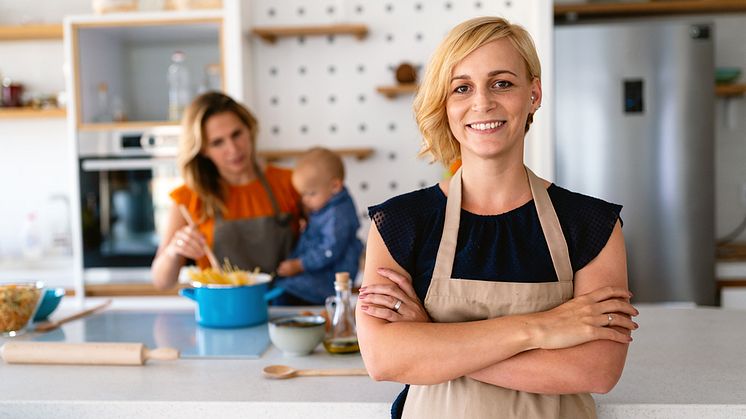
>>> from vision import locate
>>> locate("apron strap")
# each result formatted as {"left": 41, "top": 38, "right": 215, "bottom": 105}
{"left": 431, "top": 166, "right": 573, "bottom": 283}
{"left": 431, "top": 167, "right": 463, "bottom": 279}
{"left": 526, "top": 167, "right": 573, "bottom": 283}
{"left": 253, "top": 161, "right": 284, "bottom": 218}
{"left": 214, "top": 162, "right": 285, "bottom": 221}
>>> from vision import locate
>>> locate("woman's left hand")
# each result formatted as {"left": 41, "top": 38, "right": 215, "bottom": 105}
{"left": 359, "top": 268, "right": 431, "bottom": 322}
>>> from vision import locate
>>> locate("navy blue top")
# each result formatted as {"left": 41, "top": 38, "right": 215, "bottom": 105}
{"left": 276, "top": 186, "right": 363, "bottom": 304}
{"left": 369, "top": 183, "right": 622, "bottom": 302}
{"left": 368, "top": 183, "right": 622, "bottom": 418}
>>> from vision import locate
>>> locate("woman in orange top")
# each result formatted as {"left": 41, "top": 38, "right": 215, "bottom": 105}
{"left": 152, "top": 92, "right": 301, "bottom": 290}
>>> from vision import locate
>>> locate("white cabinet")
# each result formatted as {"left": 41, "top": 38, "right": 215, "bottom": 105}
{"left": 67, "top": 11, "right": 225, "bottom": 131}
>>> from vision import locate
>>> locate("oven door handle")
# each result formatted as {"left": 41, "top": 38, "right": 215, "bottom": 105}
{"left": 81, "top": 158, "right": 176, "bottom": 172}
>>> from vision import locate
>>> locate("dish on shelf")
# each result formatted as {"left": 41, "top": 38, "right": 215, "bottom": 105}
{"left": 716, "top": 67, "right": 742, "bottom": 84}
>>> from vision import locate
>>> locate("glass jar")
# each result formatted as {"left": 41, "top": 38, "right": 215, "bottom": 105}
{"left": 323, "top": 272, "right": 359, "bottom": 354}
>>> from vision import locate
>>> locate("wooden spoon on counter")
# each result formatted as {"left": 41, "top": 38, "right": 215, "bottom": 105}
{"left": 177, "top": 204, "right": 222, "bottom": 272}
{"left": 34, "top": 299, "right": 112, "bottom": 333}
{"left": 262, "top": 364, "right": 368, "bottom": 379}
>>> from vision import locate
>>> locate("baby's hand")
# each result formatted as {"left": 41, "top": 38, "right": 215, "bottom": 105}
{"left": 277, "top": 259, "right": 303, "bottom": 277}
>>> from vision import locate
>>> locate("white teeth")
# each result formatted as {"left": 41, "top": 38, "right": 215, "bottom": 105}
{"left": 469, "top": 121, "right": 502, "bottom": 131}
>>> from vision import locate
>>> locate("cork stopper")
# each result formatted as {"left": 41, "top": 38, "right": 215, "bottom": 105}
{"left": 335, "top": 272, "right": 350, "bottom": 290}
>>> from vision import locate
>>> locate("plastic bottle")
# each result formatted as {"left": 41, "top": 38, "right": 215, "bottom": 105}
{"left": 21, "top": 212, "right": 44, "bottom": 261}
{"left": 168, "top": 50, "right": 191, "bottom": 121}
{"left": 323, "top": 272, "right": 360, "bottom": 354}
{"left": 94, "top": 82, "right": 112, "bottom": 122}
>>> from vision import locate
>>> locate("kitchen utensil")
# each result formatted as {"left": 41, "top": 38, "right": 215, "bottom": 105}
{"left": 34, "top": 299, "right": 111, "bottom": 333}
{"left": 262, "top": 364, "right": 368, "bottom": 379}
{"left": 268, "top": 315, "right": 326, "bottom": 356}
{"left": 0, "top": 342, "right": 179, "bottom": 365}
{"left": 33, "top": 288, "right": 66, "bottom": 322}
{"left": 179, "top": 276, "right": 282, "bottom": 328}
{"left": 0, "top": 282, "right": 44, "bottom": 336}
{"left": 177, "top": 204, "right": 221, "bottom": 271}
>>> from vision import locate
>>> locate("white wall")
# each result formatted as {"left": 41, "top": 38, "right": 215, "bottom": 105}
{"left": 0, "top": 0, "right": 90, "bottom": 283}
{"left": 713, "top": 15, "right": 746, "bottom": 243}
{"left": 247, "top": 0, "right": 553, "bottom": 240}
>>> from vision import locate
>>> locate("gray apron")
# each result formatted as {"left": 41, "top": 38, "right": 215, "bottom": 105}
{"left": 212, "top": 165, "right": 295, "bottom": 274}
{"left": 401, "top": 167, "right": 596, "bottom": 419}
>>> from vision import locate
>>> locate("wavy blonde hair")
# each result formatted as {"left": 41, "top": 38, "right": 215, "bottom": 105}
{"left": 414, "top": 16, "right": 542, "bottom": 165}
{"left": 177, "top": 92, "right": 259, "bottom": 219}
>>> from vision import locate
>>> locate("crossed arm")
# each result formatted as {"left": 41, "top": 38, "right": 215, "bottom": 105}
{"left": 355, "top": 220, "right": 636, "bottom": 393}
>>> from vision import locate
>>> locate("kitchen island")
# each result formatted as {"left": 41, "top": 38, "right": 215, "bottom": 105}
{"left": 1, "top": 303, "right": 746, "bottom": 419}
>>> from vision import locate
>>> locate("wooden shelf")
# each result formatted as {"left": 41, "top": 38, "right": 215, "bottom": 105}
{"left": 717, "top": 243, "right": 746, "bottom": 261}
{"left": 0, "top": 23, "right": 63, "bottom": 41}
{"left": 0, "top": 107, "right": 66, "bottom": 119}
{"left": 376, "top": 83, "right": 418, "bottom": 99}
{"left": 257, "top": 147, "right": 374, "bottom": 162}
{"left": 78, "top": 120, "right": 180, "bottom": 131}
{"left": 555, "top": 1, "right": 746, "bottom": 20}
{"left": 716, "top": 84, "right": 746, "bottom": 97}
{"left": 85, "top": 283, "right": 185, "bottom": 297}
{"left": 251, "top": 23, "right": 368, "bottom": 43}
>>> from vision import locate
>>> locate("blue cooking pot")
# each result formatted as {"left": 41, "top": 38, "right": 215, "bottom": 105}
{"left": 179, "top": 274, "right": 283, "bottom": 328}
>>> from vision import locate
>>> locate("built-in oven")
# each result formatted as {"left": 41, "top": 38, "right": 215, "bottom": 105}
{"left": 78, "top": 127, "right": 181, "bottom": 276}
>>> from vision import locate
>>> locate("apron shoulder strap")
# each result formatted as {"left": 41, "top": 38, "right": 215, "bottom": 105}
{"left": 431, "top": 167, "right": 462, "bottom": 279}
{"left": 253, "top": 162, "right": 284, "bottom": 218}
{"left": 526, "top": 167, "right": 573, "bottom": 283}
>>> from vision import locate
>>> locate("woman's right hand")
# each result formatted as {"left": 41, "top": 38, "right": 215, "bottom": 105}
{"left": 528, "top": 286, "right": 638, "bottom": 349}
{"left": 166, "top": 225, "right": 207, "bottom": 261}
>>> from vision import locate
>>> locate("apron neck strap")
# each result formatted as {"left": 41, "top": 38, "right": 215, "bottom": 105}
{"left": 215, "top": 162, "right": 283, "bottom": 221}
{"left": 526, "top": 167, "right": 573, "bottom": 283}
{"left": 431, "top": 166, "right": 573, "bottom": 283}
{"left": 253, "top": 161, "right": 283, "bottom": 217}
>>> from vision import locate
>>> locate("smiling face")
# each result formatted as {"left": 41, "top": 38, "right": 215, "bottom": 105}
{"left": 201, "top": 111, "right": 254, "bottom": 184}
{"left": 446, "top": 38, "right": 541, "bottom": 164}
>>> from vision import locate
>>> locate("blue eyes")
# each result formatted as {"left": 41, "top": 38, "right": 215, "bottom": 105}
{"left": 452, "top": 80, "right": 513, "bottom": 94}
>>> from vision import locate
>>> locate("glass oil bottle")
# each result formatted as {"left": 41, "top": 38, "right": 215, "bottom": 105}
{"left": 323, "top": 272, "right": 360, "bottom": 354}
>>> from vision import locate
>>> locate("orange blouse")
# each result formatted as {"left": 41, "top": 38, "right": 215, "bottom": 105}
{"left": 170, "top": 165, "right": 301, "bottom": 269}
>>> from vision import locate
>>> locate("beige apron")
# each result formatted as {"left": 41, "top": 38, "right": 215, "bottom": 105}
{"left": 401, "top": 167, "right": 596, "bottom": 419}
{"left": 212, "top": 164, "right": 295, "bottom": 274}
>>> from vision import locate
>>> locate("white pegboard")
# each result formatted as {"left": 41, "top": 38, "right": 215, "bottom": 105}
{"left": 245, "top": 0, "right": 552, "bottom": 239}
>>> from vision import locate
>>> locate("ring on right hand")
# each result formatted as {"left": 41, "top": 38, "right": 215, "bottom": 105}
{"left": 176, "top": 239, "right": 184, "bottom": 247}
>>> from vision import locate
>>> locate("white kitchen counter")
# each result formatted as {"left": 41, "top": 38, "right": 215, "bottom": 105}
{"left": 2, "top": 304, "right": 746, "bottom": 419}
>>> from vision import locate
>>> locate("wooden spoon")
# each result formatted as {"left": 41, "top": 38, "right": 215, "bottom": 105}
{"left": 177, "top": 204, "right": 221, "bottom": 272}
{"left": 262, "top": 364, "right": 368, "bottom": 379}
{"left": 35, "top": 299, "right": 112, "bottom": 333}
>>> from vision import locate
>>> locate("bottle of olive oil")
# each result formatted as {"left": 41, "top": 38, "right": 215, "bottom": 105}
{"left": 323, "top": 272, "right": 360, "bottom": 354}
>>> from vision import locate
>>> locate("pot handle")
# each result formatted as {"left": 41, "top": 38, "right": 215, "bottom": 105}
{"left": 264, "top": 287, "right": 284, "bottom": 302}
{"left": 179, "top": 288, "right": 197, "bottom": 302}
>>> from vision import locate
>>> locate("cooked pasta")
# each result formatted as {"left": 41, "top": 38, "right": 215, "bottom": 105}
{"left": 187, "top": 260, "right": 262, "bottom": 286}
{"left": 0, "top": 284, "right": 42, "bottom": 333}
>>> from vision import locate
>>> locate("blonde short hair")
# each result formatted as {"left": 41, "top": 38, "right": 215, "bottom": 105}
{"left": 295, "top": 146, "right": 345, "bottom": 184}
{"left": 414, "top": 16, "right": 542, "bottom": 165}
{"left": 177, "top": 92, "right": 259, "bottom": 219}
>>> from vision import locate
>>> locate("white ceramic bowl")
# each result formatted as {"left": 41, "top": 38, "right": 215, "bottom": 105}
{"left": 268, "top": 315, "right": 326, "bottom": 356}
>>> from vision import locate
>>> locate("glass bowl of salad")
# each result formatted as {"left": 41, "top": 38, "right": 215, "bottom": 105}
{"left": 0, "top": 282, "right": 44, "bottom": 337}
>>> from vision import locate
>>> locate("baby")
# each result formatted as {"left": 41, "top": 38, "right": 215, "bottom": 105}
{"left": 274, "top": 147, "right": 364, "bottom": 305}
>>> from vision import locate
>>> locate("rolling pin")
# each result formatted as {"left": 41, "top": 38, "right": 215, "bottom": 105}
{"left": 0, "top": 342, "right": 179, "bottom": 366}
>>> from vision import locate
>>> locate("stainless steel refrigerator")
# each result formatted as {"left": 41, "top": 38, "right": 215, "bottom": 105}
{"left": 555, "top": 21, "right": 715, "bottom": 304}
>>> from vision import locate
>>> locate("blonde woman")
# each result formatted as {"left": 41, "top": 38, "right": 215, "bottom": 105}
{"left": 356, "top": 17, "right": 638, "bottom": 418}
{"left": 152, "top": 92, "right": 300, "bottom": 289}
